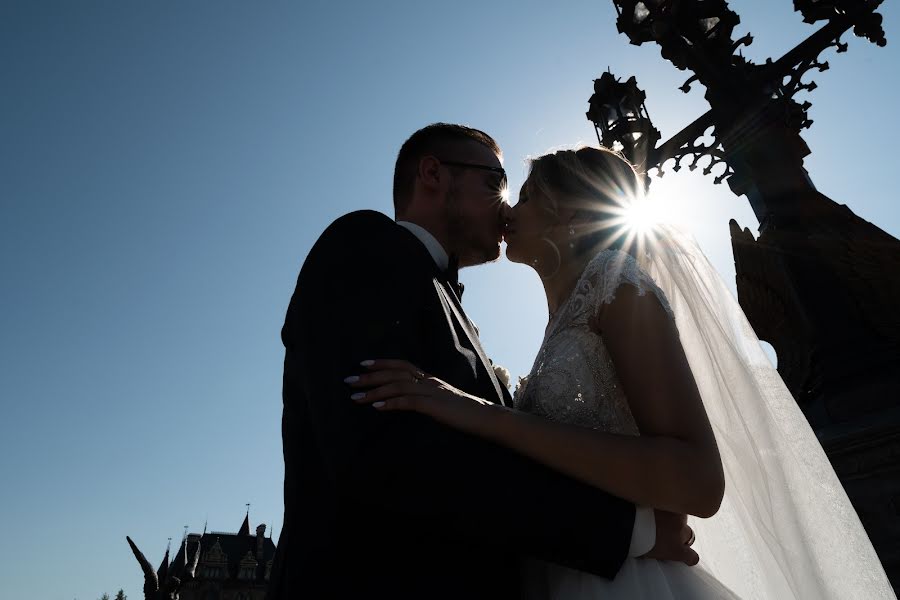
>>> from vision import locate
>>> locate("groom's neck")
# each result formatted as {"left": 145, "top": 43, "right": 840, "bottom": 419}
{"left": 395, "top": 214, "right": 451, "bottom": 252}
{"left": 395, "top": 214, "right": 453, "bottom": 267}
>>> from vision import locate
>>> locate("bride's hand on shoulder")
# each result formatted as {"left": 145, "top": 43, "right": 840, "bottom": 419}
{"left": 344, "top": 359, "right": 501, "bottom": 437}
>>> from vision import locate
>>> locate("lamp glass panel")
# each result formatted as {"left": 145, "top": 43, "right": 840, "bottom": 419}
{"left": 634, "top": 2, "right": 650, "bottom": 23}
{"left": 700, "top": 17, "right": 720, "bottom": 33}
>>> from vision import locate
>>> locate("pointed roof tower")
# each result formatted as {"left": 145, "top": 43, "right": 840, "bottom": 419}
{"left": 172, "top": 531, "right": 188, "bottom": 577}
{"left": 156, "top": 546, "right": 170, "bottom": 585}
{"left": 238, "top": 505, "right": 251, "bottom": 536}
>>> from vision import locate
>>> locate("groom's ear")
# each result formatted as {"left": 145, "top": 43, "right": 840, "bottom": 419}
{"left": 417, "top": 155, "right": 444, "bottom": 194}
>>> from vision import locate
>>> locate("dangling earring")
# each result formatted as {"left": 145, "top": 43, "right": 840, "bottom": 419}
{"left": 537, "top": 237, "right": 562, "bottom": 280}
{"left": 568, "top": 226, "right": 576, "bottom": 250}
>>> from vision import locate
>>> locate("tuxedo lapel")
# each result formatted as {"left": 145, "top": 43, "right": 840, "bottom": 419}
{"left": 433, "top": 279, "right": 507, "bottom": 407}
{"left": 392, "top": 221, "right": 508, "bottom": 407}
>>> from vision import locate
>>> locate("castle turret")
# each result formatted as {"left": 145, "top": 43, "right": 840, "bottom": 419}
{"left": 238, "top": 512, "right": 250, "bottom": 537}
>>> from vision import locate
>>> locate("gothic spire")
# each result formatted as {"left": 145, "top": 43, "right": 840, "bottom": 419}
{"left": 238, "top": 505, "right": 251, "bottom": 536}
{"left": 178, "top": 527, "right": 188, "bottom": 571}
{"left": 172, "top": 532, "right": 188, "bottom": 576}
{"left": 156, "top": 546, "right": 170, "bottom": 589}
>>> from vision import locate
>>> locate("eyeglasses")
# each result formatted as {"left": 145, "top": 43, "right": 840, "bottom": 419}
{"left": 439, "top": 159, "right": 508, "bottom": 190}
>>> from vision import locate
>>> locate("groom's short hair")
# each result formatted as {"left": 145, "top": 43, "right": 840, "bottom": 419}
{"left": 393, "top": 123, "right": 501, "bottom": 212}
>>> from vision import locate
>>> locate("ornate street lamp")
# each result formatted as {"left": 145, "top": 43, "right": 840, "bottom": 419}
{"left": 588, "top": 70, "right": 732, "bottom": 185}
{"left": 594, "top": 0, "right": 887, "bottom": 199}
{"left": 586, "top": 71, "right": 660, "bottom": 171}
{"left": 611, "top": 0, "right": 664, "bottom": 45}
{"left": 794, "top": 0, "right": 843, "bottom": 24}
{"left": 612, "top": 0, "right": 742, "bottom": 72}
{"left": 794, "top": 0, "right": 886, "bottom": 46}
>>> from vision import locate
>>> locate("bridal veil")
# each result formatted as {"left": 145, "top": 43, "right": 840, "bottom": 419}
{"left": 639, "top": 223, "right": 895, "bottom": 599}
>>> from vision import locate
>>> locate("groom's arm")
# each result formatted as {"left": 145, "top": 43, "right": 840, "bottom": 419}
{"left": 285, "top": 213, "right": 636, "bottom": 577}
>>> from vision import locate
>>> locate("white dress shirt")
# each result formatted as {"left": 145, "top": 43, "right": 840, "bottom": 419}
{"left": 396, "top": 219, "right": 656, "bottom": 558}
{"left": 397, "top": 220, "right": 449, "bottom": 271}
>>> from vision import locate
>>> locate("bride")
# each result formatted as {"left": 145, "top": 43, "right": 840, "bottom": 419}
{"left": 348, "top": 146, "right": 895, "bottom": 599}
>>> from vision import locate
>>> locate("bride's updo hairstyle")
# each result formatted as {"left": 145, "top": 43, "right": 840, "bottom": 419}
{"left": 527, "top": 146, "right": 644, "bottom": 257}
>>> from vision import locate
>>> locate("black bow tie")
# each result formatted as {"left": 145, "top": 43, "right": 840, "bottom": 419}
{"left": 444, "top": 254, "right": 464, "bottom": 300}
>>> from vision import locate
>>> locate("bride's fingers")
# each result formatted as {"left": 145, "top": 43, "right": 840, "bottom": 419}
{"left": 351, "top": 381, "right": 421, "bottom": 404}
{"left": 359, "top": 358, "right": 422, "bottom": 376}
{"left": 677, "top": 523, "right": 698, "bottom": 564}
{"left": 683, "top": 546, "right": 700, "bottom": 566}
{"left": 345, "top": 369, "right": 419, "bottom": 389}
{"left": 370, "top": 395, "right": 422, "bottom": 412}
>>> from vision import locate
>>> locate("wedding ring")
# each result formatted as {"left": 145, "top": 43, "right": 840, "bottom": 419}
{"left": 411, "top": 370, "right": 425, "bottom": 384}
{"left": 686, "top": 530, "right": 696, "bottom": 546}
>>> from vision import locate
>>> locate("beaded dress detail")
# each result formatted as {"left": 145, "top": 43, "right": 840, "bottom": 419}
{"left": 514, "top": 248, "right": 673, "bottom": 435}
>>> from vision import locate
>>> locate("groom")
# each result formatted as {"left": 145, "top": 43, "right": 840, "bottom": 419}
{"left": 266, "top": 123, "right": 697, "bottom": 599}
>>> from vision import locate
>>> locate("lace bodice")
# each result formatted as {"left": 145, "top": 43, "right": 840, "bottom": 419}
{"left": 514, "top": 249, "right": 674, "bottom": 434}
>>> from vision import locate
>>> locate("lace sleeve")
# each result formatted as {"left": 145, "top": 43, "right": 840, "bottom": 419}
{"left": 567, "top": 249, "right": 675, "bottom": 328}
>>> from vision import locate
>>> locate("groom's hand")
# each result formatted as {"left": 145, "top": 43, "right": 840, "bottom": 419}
{"left": 640, "top": 510, "right": 699, "bottom": 566}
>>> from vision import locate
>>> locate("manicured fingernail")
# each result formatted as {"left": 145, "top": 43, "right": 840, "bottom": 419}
{"left": 372, "top": 401, "right": 385, "bottom": 408}
{"left": 350, "top": 392, "right": 366, "bottom": 401}
{"left": 360, "top": 360, "right": 375, "bottom": 367}
{"left": 343, "top": 376, "right": 360, "bottom": 384}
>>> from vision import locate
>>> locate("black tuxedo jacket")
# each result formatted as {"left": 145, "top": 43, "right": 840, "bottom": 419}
{"left": 266, "top": 210, "right": 635, "bottom": 599}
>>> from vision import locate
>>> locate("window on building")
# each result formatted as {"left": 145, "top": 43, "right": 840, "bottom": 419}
{"left": 203, "top": 566, "right": 224, "bottom": 579}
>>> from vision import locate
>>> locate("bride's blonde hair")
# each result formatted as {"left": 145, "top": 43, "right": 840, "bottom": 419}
{"left": 527, "top": 145, "right": 644, "bottom": 255}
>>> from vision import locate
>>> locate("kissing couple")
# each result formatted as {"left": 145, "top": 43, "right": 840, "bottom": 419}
{"left": 266, "top": 123, "right": 894, "bottom": 599}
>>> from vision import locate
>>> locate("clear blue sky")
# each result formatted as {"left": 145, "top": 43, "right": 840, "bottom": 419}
{"left": 1, "top": 2, "right": 897, "bottom": 598}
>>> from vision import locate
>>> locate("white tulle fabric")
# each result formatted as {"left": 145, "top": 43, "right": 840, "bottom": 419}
{"left": 517, "top": 224, "right": 895, "bottom": 599}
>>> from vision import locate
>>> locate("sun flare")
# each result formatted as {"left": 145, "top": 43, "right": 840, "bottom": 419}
{"left": 585, "top": 188, "right": 669, "bottom": 258}
{"left": 623, "top": 196, "right": 659, "bottom": 235}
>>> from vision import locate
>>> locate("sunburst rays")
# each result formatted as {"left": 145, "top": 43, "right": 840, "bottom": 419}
{"left": 572, "top": 174, "right": 666, "bottom": 259}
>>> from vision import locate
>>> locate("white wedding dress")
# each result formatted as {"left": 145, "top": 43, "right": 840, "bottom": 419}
{"left": 513, "top": 226, "right": 895, "bottom": 599}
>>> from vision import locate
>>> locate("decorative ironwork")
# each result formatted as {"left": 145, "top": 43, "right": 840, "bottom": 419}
{"left": 587, "top": 77, "right": 734, "bottom": 185}
{"left": 656, "top": 125, "right": 733, "bottom": 185}
{"left": 612, "top": 0, "right": 742, "bottom": 81}
{"left": 794, "top": 0, "right": 886, "bottom": 47}
{"left": 590, "top": 0, "right": 887, "bottom": 188}
{"left": 612, "top": 0, "right": 740, "bottom": 52}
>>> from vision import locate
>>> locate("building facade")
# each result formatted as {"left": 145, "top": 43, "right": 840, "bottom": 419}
{"left": 169, "top": 514, "right": 276, "bottom": 600}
